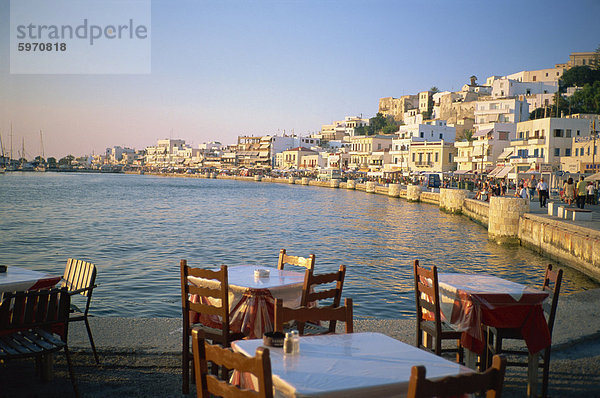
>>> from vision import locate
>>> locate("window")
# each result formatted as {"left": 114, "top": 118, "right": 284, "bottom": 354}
{"left": 566, "top": 129, "right": 571, "bottom": 138}
{"left": 565, "top": 148, "right": 571, "bottom": 156}
{"left": 378, "top": 144, "right": 381, "bottom": 150}
{"left": 588, "top": 147, "right": 591, "bottom": 156}
{"left": 554, "top": 148, "right": 560, "bottom": 157}
{"left": 435, "top": 153, "right": 439, "bottom": 162}
{"left": 412, "top": 153, "right": 415, "bottom": 162}
{"left": 420, "top": 132, "right": 424, "bottom": 138}
{"left": 577, "top": 130, "right": 581, "bottom": 136}
{"left": 498, "top": 132, "right": 509, "bottom": 140}
{"left": 439, "top": 133, "right": 443, "bottom": 139}
{"left": 534, "top": 148, "right": 539, "bottom": 157}
{"left": 449, "top": 153, "right": 452, "bottom": 162}
{"left": 553, "top": 129, "right": 564, "bottom": 137}
{"left": 533, "top": 76, "right": 537, "bottom": 81}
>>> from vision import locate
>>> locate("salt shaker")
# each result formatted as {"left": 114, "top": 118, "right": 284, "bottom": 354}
{"left": 283, "top": 332, "right": 294, "bottom": 354}
{"left": 291, "top": 330, "right": 300, "bottom": 354}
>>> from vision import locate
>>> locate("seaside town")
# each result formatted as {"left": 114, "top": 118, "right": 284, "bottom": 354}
{"left": 3, "top": 9, "right": 600, "bottom": 396}
{"left": 2, "top": 50, "right": 599, "bottom": 204}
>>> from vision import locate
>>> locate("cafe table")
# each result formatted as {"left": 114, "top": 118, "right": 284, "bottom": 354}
{"left": 188, "top": 265, "right": 305, "bottom": 339}
{"left": 232, "top": 332, "right": 472, "bottom": 398}
{"left": 0, "top": 266, "right": 61, "bottom": 296}
{"left": 437, "top": 273, "right": 550, "bottom": 397}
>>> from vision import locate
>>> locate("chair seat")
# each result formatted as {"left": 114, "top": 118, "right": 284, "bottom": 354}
{"left": 420, "top": 320, "right": 463, "bottom": 339}
{"left": 284, "top": 322, "right": 330, "bottom": 336}
{"left": 0, "top": 328, "right": 65, "bottom": 360}
{"left": 189, "top": 323, "right": 245, "bottom": 342}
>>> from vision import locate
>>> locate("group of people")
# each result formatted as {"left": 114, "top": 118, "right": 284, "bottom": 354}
{"left": 514, "top": 176, "right": 549, "bottom": 207}
{"left": 561, "top": 176, "right": 596, "bottom": 209}
{"left": 474, "top": 179, "right": 508, "bottom": 201}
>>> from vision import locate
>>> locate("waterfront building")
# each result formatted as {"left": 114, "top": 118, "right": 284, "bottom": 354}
{"left": 279, "top": 147, "right": 319, "bottom": 170}
{"left": 509, "top": 117, "right": 591, "bottom": 173}
{"left": 389, "top": 117, "right": 456, "bottom": 174}
{"left": 349, "top": 135, "right": 393, "bottom": 170}
{"left": 145, "top": 139, "right": 198, "bottom": 168}
{"left": 327, "top": 150, "right": 350, "bottom": 169}
{"left": 454, "top": 123, "right": 516, "bottom": 174}
{"left": 105, "top": 146, "right": 136, "bottom": 164}
{"left": 407, "top": 140, "right": 457, "bottom": 173}
{"left": 561, "top": 136, "right": 600, "bottom": 174}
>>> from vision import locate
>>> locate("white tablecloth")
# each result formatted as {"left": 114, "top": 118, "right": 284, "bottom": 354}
{"left": 0, "top": 267, "right": 57, "bottom": 294}
{"left": 232, "top": 332, "right": 471, "bottom": 398}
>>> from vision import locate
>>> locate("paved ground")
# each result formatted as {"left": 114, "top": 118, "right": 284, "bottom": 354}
{"left": 3, "top": 288, "right": 600, "bottom": 397}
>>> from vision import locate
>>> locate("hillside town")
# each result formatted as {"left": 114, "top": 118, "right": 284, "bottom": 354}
{"left": 2, "top": 50, "right": 599, "bottom": 189}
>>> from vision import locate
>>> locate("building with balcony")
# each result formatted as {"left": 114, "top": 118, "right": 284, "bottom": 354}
{"left": 474, "top": 98, "right": 529, "bottom": 125}
{"left": 279, "top": 147, "right": 319, "bottom": 170}
{"left": 454, "top": 123, "right": 516, "bottom": 174}
{"left": 408, "top": 141, "right": 457, "bottom": 173}
{"left": 509, "top": 117, "right": 591, "bottom": 173}
{"left": 490, "top": 78, "right": 557, "bottom": 99}
{"left": 561, "top": 135, "right": 600, "bottom": 174}
{"left": 349, "top": 135, "right": 393, "bottom": 170}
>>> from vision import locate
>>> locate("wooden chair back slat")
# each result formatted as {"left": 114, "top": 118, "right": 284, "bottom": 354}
{"left": 407, "top": 355, "right": 506, "bottom": 398}
{"left": 188, "top": 285, "right": 226, "bottom": 300}
{"left": 192, "top": 328, "right": 273, "bottom": 398}
{"left": 0, "top": 288, "right": 70, "bottom": 334}
{"left": 61, "top": 258, "right": 97, "bottom": 297}
{"left": 301, "top": 265, "right": 346, "bottom": 308}
{"left": 277, "top": 249, "right": 316, "bottom": 271}
{"left": 541, "top": 264, "right": 563, "bottom": 335}
{"left": 274, "top": 297, "right": 353, "bottom": 335}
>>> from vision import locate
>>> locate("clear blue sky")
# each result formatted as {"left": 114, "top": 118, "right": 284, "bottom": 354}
{"left": 1, "top": 0, "right": 598, "bottom": 158}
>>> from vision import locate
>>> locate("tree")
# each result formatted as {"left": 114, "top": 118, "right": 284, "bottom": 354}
{"left": 568, "top": 81, "right": 600, "bottom": 114}
{"left": 462, "top": 129, "right": 474, "bottom": 142}
{"left": 592, "top": 45, "right": 600, "bottom": 70}
{"left": 430, "top": 86, "right": 440, "bottom": 94}
{"left": 34, "top": 155, "right": 45, "bottom": 163}
{"left": 529, "top": 94, "right": 570, "bottom": 119}
{"left": 559, "top": 66, "right": 600, "bottom": 92}
{"left": 354, "top": 113, "right": 399, "bottom": 136}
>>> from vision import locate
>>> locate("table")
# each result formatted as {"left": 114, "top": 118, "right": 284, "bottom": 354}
{"left": 0, "top": 266, "right": 61, "bottom": 295}
{"left": 232, "top": 332, "right": 472, "bottom": 398}
{"left": 188, "top": 265, "right": 305, "bottom": 338}
{"left": 438, "top": 273, "right": 549, "bottom": 397}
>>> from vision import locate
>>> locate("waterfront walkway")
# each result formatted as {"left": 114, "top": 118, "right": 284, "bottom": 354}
{"left": 3, "top": 287, "right": 600, "bottom": 397}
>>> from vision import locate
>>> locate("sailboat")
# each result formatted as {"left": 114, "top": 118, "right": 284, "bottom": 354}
{"left": 19, "top": 137, "right": 34, "bottom": 171}
{"left": 35, "top": 130, "right": 46, "bottom": 172}
{"left": 0, "top": 131, "right": 6, "bottom": 174}
{"left": 5, "top": 124, "right": 17, "bottom": 171}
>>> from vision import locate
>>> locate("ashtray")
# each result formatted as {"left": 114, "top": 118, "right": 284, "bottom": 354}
{"left": 263, "top": 331, "right": 285, "bottom": 347}
{"left": 254, "top": 268, "right": 270, "bottom": 278}
{"left": 0, "top": 265, "right": 6, "bottom": 273}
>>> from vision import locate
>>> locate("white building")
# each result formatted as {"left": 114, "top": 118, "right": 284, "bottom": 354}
{"left": 105, "top": 146, "right": 136, "bottom": 164}
{"left": 509, "top": 117, "right": 591, "bottom": 173}
{"left": 454, "top": 123, "right": 516, "bottom": 173}
{"left": 474, "top": 98, "right": 529, "bottom": 125}
{"left": 490, "top": 78, "right": 557, "bottom": 99}
{"left": 506, "top": 67, "right": 565, "bottom": 84}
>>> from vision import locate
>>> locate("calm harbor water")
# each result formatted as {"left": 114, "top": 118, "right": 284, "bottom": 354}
{"left": 0, "top": 172, "right": 598, "bottom": 319}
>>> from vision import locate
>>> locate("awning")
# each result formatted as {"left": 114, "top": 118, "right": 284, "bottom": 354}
{"left": 584, "top": 172, "right": 600, "bottom": 182}
{"left": 471, "top": 146, "right": 484, "bottom": 157}
{"left": 496, "top": 166, "right": 514, "bottom": 178}
{"left": 487, "top": 166, "right": 504, "bottom": 177}
{"left": 498, "top": 148, "right": 513, "bottom": 160}
{"left": 473, "top": 128, "right": 493, "bottom": 138}
{"left": 453, "top": 169, "right": 471, "bottom": 175}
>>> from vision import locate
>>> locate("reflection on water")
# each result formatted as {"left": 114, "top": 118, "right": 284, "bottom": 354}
{"left": 0, "top": 173, "right": 597, "bottom": 319}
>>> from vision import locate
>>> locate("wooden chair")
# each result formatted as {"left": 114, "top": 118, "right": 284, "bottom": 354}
{"left": 277, "top": 249, "right": 315, "bottom": 271}
{"left": 298, "top": 265, "right": 346, "bottom": 334}
{"left": 414, "top": 260, "right": 463, "bottom": 362}
{"left": 180, "top": 260, "right": 245, "bottom": 395}
{"left": 486, "top": 264, "right": 563, "bottom": 398}
{"left": 60, "top": 258, "right": 99, "bottom": 364}
{"left": 274, "top": 297, "right": 353, "bottom": 335}
{"left": 192, "top": 328, "right": 273, "bottom": 398}
{"left": 0, "top": 288, "right": 79, "bottom": 397}
{"left": 407, "top": 354, "right": 507, "bottom": 398}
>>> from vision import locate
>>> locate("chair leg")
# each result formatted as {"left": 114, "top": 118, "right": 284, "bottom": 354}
{"left": 182, "top": 334, "right": 190, "bottom": 395}
{"left": 542, "top": 349, "right": 551, "bottom": 398}
{"left": 64, "top": 345, "right": 80, "bottom": 398}
{"left": 84, "top": 317, "right": 100, "bottom": 364}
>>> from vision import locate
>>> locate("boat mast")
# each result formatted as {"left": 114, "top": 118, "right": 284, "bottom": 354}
{"left": 40, "top": 130, "right": 44, "bottom": 161}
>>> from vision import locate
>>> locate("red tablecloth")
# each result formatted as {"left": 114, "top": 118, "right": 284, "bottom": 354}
{"left": 439, "top": 273, "right": 550, "bottom": 355}
{"left": 189, "top": 266, "right": 304, "bottom": 339}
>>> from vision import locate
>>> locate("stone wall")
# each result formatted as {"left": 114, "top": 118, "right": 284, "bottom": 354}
{"left": 519, "top": 214, "right": 600, "bottom": 279}
{"left": 420, "top": 191, "right": 440, "bottom": 205}
{"left": 462, "top": 198, "right": 489, "bottom": 227}
{"left": 488, "top": 197, "right": 529, "bottom": 244}
{"left": 439, "top": 188, "right": 468, "bottom": 214}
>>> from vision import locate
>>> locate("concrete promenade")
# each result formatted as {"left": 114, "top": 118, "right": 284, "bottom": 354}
{"left": 3, "top": 287, "right": 600, "bottom": 397}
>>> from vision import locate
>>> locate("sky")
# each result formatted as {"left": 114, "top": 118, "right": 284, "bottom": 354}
{"left": 1, "top": 0, "right": 599, "bottom": 159}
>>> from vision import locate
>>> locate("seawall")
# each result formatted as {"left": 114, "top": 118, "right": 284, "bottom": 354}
{"left": 133, "top": 172, "right": 600, "bottom": 280}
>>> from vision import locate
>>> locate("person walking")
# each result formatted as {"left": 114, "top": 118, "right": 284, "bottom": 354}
{"left": 564, "top": 178, "right": 575, "bottom": 206}
{"left": 528, "top": 176, "right": 537, "bottom": 201}
{"left": 576, "top": 176, "right": 587, "bottom": 209}
{"left": 536, "top": 177, "right": 549, "bottom": 208}
{"left": 587, "top": 182, "right": 595, "bottom": 205}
